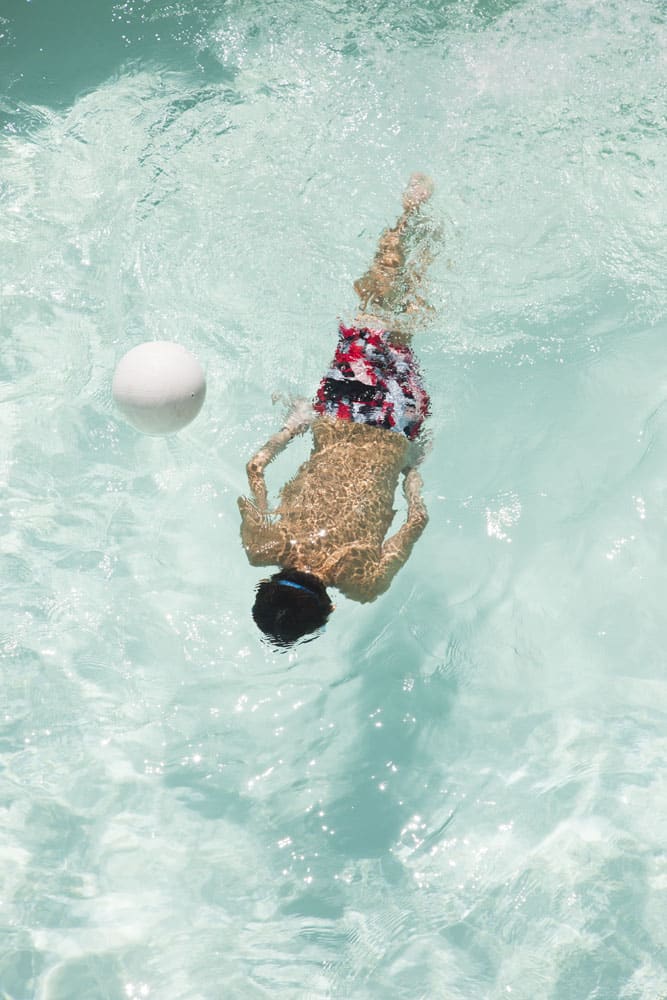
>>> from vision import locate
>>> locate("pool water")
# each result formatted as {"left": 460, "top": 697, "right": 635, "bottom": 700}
{"left": 1, "top": 0, "right": 666, "bottom": 997}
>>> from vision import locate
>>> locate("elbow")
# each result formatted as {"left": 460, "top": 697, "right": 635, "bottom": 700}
{"left": 412, "top": 505, "right": 429, "bottom": 533}
{"left": 246, "top": 456, "right": 263, "bottom": 479}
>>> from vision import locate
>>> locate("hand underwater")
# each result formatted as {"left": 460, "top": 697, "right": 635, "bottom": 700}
{"left": 282, "top": 397, "right": 315, "bottom": 436}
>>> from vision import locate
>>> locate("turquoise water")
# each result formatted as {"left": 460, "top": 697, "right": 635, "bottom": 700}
{"left": 1, "top": 0, "right": 666, "bottom": 996}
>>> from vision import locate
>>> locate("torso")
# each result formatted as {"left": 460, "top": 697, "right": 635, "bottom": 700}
{"left": 274, "top": 417, "right": 409, "bottom": 593}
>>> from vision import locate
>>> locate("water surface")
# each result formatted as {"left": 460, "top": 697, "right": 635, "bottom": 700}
{"left": 1, "top": 0, "right": 666, "bottom": 997}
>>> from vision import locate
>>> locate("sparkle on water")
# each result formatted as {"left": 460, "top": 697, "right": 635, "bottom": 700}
{"left": 1, "top": 0, "right": 665, "bottom": 997}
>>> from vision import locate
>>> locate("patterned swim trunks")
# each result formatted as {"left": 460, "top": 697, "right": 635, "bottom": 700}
{"left": 313, "top": 323, "right": 430, "bottom": 440}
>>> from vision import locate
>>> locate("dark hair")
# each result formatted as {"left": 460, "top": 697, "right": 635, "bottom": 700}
{"left": 252, "top": 569, "right": 333, "bottom": 647}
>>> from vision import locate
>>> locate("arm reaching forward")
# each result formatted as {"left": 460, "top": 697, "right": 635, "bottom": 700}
{"left": 376, "top": 467, "right": 428, "bottom": 589}
{"left": 244, "top": 425, "right": 293, "bottom": 512}
{"left": 352, "top": 467, "right": 428, "bottom": 600}
{"left": 237, "top": 401, "right": 313, "bottom": 565}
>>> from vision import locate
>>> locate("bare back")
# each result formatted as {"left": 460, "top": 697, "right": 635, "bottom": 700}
{"left": 239, "top": 416, "right": 427, "bottom": 602}
{"left": 277, "top": 418, "right": 408, "bottom": 592}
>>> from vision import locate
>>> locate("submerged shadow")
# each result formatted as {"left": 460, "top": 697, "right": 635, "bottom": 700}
{"left": 306, "top": 588, "right": 462, "bottom": 862}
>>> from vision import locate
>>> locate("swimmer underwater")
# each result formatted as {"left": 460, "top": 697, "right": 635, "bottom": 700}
{"left": 238, "top": 174, "right": 438, "bottom": 646}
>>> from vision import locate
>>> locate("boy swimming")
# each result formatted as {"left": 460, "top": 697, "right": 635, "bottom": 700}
{"left": 238, "top": 174, "right": 436, "bottom": 645}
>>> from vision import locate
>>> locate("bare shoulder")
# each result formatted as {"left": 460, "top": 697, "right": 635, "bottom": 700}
{"left": 329, "top": 555, "right": 383, "bottom": 604}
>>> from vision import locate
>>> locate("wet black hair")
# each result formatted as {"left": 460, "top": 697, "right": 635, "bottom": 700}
{"left": 252, "top": 569, "right": 333, "bottom": 648}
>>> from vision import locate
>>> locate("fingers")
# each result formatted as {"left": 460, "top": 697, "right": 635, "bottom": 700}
{"left": 283, "top": 397, "right": 314, "bottom": 436}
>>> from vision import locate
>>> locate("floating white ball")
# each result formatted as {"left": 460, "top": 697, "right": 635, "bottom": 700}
{"left": 112, "top": 341, "right": 206, "bottom": 435}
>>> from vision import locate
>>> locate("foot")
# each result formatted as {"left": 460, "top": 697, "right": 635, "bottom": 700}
{"left": 402, "top": 172, "right": 434, "bottom": 213}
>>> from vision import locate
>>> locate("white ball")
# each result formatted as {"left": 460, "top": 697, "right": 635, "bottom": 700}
{"left": 112, "top": 341, "right": 206, "bottom": 435}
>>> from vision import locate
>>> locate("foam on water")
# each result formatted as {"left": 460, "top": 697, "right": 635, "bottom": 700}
{"left": 1, "top": 0, "right": 666, "bottom": 997}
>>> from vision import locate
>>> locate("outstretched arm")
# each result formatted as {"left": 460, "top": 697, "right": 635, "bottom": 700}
{"left": 367, "top": 467, "right": 429, "bottom": 597}
{"left": 243, "top": 398, "right": 314, "bottom": 511}
{"left": 244, "top": 425, "right": 293, "bottom": 512}
{"left": 238, "top": 400, "right": 313, "bottom": 565}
